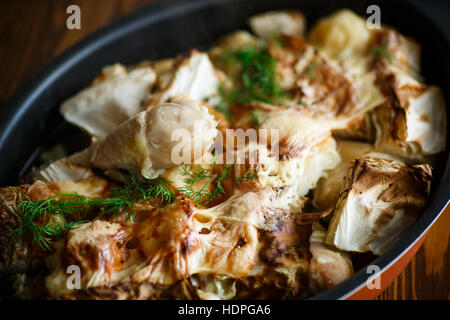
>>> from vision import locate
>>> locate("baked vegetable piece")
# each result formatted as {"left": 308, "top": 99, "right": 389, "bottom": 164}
{"left": 149, "top": 50, "right": 221, "bottom": 105}
{"left": 326, "top": 154, "right": 432, "bottom": 255}
{"left": 308, "top": 223, "right": 353, "bottom": 294}
{"left": 313, "top": 140, "right": 372, "bottom": 210}
{"left": 69, "top": 100, "right": 218, "bottom": 179}
{"left": 371, "top": 72, "right": 446, "bottom": 160}
{"left": 308, "top": 9, "right": 447, "bottom": 155}
{"left": 248, "top": 10, "right": 305, "bottom": 39}
{"left": 44, "top": 188, "right": 311, "bottom": 298}
{"left": 60, "top": 63, "right": 156, "bottom": 140}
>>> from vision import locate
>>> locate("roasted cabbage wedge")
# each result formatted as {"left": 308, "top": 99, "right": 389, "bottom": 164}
{"left": 326, "top": 154, "right": 432, "bottom": 255}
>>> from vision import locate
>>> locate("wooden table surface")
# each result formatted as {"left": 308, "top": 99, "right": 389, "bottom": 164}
{"left": 0, "top": 0, "right": 448, "bottom": 300}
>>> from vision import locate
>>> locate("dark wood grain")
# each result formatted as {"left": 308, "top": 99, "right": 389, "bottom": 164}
{"left": 0, "top": 0, "right": 448, "bottom": 300}
{"left": 0, "top": 0, "right": 151, "bottom": 104}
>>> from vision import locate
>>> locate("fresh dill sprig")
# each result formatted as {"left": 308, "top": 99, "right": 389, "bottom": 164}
{"left": 109, "top": 175, "right": 176, "bottom": 209}
{"left": 250, "top": 110, "right": 266, "bottom": 128}
{"left": 216, "top": 45, "right": 283, "bottom": 115}
{"left": 214, "top": 85, "right": 233, "bottom": 123}
{"left": 141, "top": 177, "right": 177, "bottom": 207}
{"left": 209, "top": 164, "right": 233, "bottom": 202}
{"left": 180, "top": 158, "right": 232, "bottom": 206}
{"left": 232, "top": 46, "right": 283, "bottom": 103}
{"left": 372, "top": 46, "right": 393, "bottom": 63}
{"left": 235, "top": 167, "right": 258, "bottom": 184}
{"left": 9, "top": 193, "right": 123, "bottom": 251}
{"left": 10, "top": 175, "right": 177, "bottom": 251}
{"left": 306, "top": 63, "right": 318, "bottom": 78}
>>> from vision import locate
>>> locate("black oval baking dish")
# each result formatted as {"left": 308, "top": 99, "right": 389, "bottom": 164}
{"left": 0, "top": 0, "right": 449, "bottom": 299}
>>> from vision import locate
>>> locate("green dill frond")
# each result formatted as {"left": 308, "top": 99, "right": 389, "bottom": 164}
{"left": 12, "top": 193, "right": 93, "bottom": 251}
{"left": 180, "top": 161, "right": 232, "bottom": 206}
{"left": 109, "top": 175, "right": 176, "bottom": 209}
{"left": 9, "top": 174, "right": 178, "bottom": 252}
{"left": 178, "top": 183, "right": 212, "bottom": 206}
{"left": 235, "top": 167, "right": 258, "bottom": 184}
{"left": 208, "top": 164, "right": 232, "bottom": 203}
{"left": 306, "top": 63, "right": 318, "bottom": 78}
{"left": 250, "top": 110, "right": 266, "bottom": 128}
{"left": 214, "top": 85, "right": 233, "bottom": 123}
{"left": 216, "top": 44, "right": 283, "bottom": 114}
{"left": 142, "top": 177, "right": 177, "bottom": 208}
{"left": 371, "top": 46, "right": 393, "bottom": 63}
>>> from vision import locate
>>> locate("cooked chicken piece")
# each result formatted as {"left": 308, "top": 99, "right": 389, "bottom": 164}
{"left": 149, "top": 51, "right": 220, "bottom": 105}
{"left": 69, "top": 100, "right": 218, "bottom": 179}
{"left": 248, "top": 10, "right": 305, "bottom": 39}
{"left": 313, "top": 140, "right": 372, "bottom": 210}
{"left": 326, "top": 154, "right": 432, "bottom": 255}
{"left": 371, "top": 66, "right": 446, "bottom": 160}
{"left": 61, "top": 64, "right": 156, "bottom": 140}
{"left": 308, "top": 223, "right": 353, "bottom": 294}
